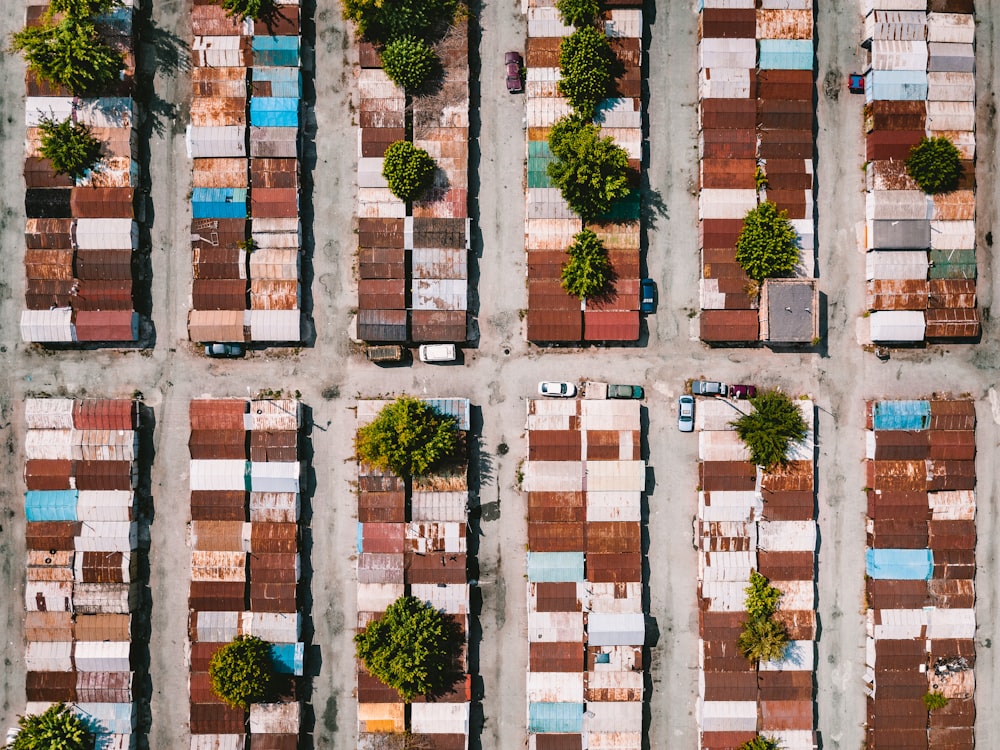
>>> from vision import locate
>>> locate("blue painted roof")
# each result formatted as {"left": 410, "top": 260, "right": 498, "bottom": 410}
{"left": 527, "top": 552, "right": 585, "bottom": 582}
{"left": 255, "top": 67, "right": 302, "bottom": 97}
{"left": 866, "top": 70, "right": 928, "bottom": 102}
{"left": 866, "top": 548, "right": 933, "bottom": 580}
{"left": 758, "top": 39, "right": 814, "bottom": 71}
{"left": 25, "top": 490, "right": 78, "bottom": 522}
{"left": 872, "top": 400, "right": 931, "bottom": 431}
{"left": 192, "top": 187, "right": 248, "bottom": 219}
{"left": 252, "top": 36, "right": 300, "bottom": 67}
{"left": 424, "top": 398, "right": 471, "bottom": 431}
{"left": 528, "top": 702, "right": 583, "bottom": 733}
{"left": 250, "top": 98, "right": 300, "bottom": 128}
{"left": 271, "top": 642, "right": 304, "bottom": 676}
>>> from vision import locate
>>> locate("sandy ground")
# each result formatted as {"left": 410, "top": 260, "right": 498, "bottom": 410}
{"left": 0, "top": 1, "right": 999, "bottom": 749}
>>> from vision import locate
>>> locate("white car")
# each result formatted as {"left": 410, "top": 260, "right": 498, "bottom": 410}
{"left": 538, "top": 381, "right": 577, "bottom": 398}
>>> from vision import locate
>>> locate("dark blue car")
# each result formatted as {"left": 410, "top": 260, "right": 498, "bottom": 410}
{"left": 640, "top": 278, "right": 656, "bottom": 313}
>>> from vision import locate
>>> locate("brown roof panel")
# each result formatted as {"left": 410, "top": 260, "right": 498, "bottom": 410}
{"left": 583, "top": 310, "right": 639, "bottom": 342}
{"left": 250, "top": 430, "right": 298, "bottom": 462}
{"left": 761, "top": 700, "right": 814, "bottom": 731}
{"left": 700, "top": 219, "right": 743, "bottom": 249}
{"left": 74, "top": 459, "right": 133, "bottom": 491}
{"left": 867, "top": 279, "right": 929, "bottom": 312}
{"left": 249, "top": 523, "right": 298, "bottom": 554}
{"left": 871, "top": 429, "right": 930, "bottom": 460}
{"left": 358, "top": 278, "right": 406, "bottom": 311}
{"left": 189, "top": 429, "right": 247, "bottom": 460}
{"left": 249, "top": 582, "right": 297, "bottom": 612}
{"left": 700, "top": 310, "right": 758, "bottom": 343}
{"left": 358, "top": 491, "right": 406, "bottom": 523}
{"left": 74, "top": 249, "right": 133, "bottom": 281}
{"left": 24, "top": 157, "right": 74, "bottom": 188}
{"left": 357, "top": 668, "right": 401, "bottom": 703}
{"left": 529, "top": 642, "right": 583, "bottom": 673}
{"left": 700, "top": 732, "right": 758, "bottom": 750}
{"left": 528, "top": 430, "right": 581, "bottom": 461}
{"left": 26, "top": 521, "right": 81, "bottom": 551}
{"left": 190, "top": 399, "right": 248, "bottom": 430}
{"left": 358, "top": 248, "right": 406, "bottom": 280}
{"left": 73, "top": 280, "right": 134, "bottom": 311}
{"left": 533, "top": 582, "right": 580, "bottom": 613}
{"left": 762, "top": 490, "right": 815, "bottom": 521}
{"left": 405, "top": 552, "right": 466, "bottom": 584}
{"left": 758, "top": 550, "right": 814, "bottom": 581}
{"left": 928, "top": 279, "right": 976, "bottom": 310}
{"left": 189, "top": 581, "right": 246, "bottom": 611}
{"left": 526, "top": 309, "right": 582, "bottom": 343}
{"left": 702, "top": 669, "right": 757, "bottom": 701}
{"left": 528, "top": 522, "right": 584, "bottom": 552}
{"left": 70, "top": 187, "right": 134, "bottom": 218}
{"left": 188, "top": 702, "right": 246, "bottom": 734}
{"left": 585, "top": 521, "right": 641, "bottom": 554}
{"left": 249, "top": 552, "right": 298, "bottom": 584}
{"left": 26, "top": 671, "right": 76, "bottom": 702}
{"left": 700, "top": 8, "right": 756, "bottom": 38}
{"left": 866, "top": 130, "right": 924, "bottom": 161}
{"left": 927, "top": 727, "right": 974, "bottom": 747}
{"left": 193, "top": 247, "right": 244, "bottom": 280}
{"left": 193, "top": 279, "right": 248, "bottom": 310}
{"left": 868, "top": 578, "right": 929, "bottom": 610}
{"left": 25, "top": 459, "right": 73, "bottom": 490}
{"left": 586, "top": 553, "right": 641, "bottom": 583}
{"left": 191, "top": 490, "right": 247, "bottom": 522}
{"left": 529, "top": 280, "right": 583, "bottom": 312}
{"left": 251, "top": 187, "right": 298, "bottom": 219}
{"left": 253, "top": 4, "right": 299, "bottom": 34}
{"left": 528, "top": 491, "right": 585, "bottom": 523}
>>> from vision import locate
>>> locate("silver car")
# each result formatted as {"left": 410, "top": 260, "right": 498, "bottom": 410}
{"left": 678, "top": 395, "right": 695, "bottom": 432}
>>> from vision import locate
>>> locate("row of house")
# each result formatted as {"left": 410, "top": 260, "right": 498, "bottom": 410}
{"left": 187, "top": 398, "right": 305, "bottom": 749}
{"left": 354, "top": 28, "right": 470, "bottom": 345}
{"left": 22, "top": 398, "right": 143, "bottom": 747}
{"left": 19, "top": 0, "right": 141, "bottom": 344}
{"left": 355, "top": 399, "right": 472, "bottom": 749}
{"left": 697, "top": 1, "right": 819, "bottom": 347}
{"left": 863, "top": 398, "right": 976, "bottom": 748}
{"left": 186, "top": 3, "right": 303, "bottom": 346}
{"left": 694, "top": 397, "right": 817, "bottom": 750}
{"left": 523, "top": 397, "right": 646, "bottom": 749}
{"left": 523, "top": 0, "right": 644, "bottom": 344}
{"left": 861, "top": 4, "right": 979, "bottom": 343}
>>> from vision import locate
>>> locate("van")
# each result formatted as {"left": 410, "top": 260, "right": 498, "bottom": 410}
{"left": 418, "top": 344, "right": 457, "bottom": 363}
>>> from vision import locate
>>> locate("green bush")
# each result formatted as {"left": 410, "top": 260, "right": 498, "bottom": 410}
{"left": 735, "top": 201, "right": 800, "bottom": 282}
{"left": 47, "top": 0, "right": 117, "bottom": 17}
{"left": 37, "top": 116, "right": 103, "bottom": 179}
{"left": 561, "top": 228, "right": 611, "bottom": 300}
{"left": 737, "top": 616, "right": 789, "bottom": 665}
{"left": 906, "top": 136, "right": 962, "bottom": 194}
{"left": 745, "top": 570, "right": 782, "bottom": 622}
{"left": 209, "top": 635, "right": 274, "bottom": 709}
{"left": 381, "top": 35, "right": 439, "bottom": 91}
{"left": 341, "top": 0, "right": 458, "bottom": 44}
{"left": 6, "top": 703, "right": 94, "bottom": 750}
{"left": 731, "top": 389, "right": 809, "bottom": 470}
{"left": 215, "top": 0, "right": 273, "bottom": 21}
{"left": 355, "top": 595, "right": 462, "bottom": 701}
{"left": 556, "top": 0, "right": 600, "bottom": 27}
{"left": 355, "top": 396, "right": 459, "bottom": 477}
{"left": 923, "top": 691, "right": 949, "bottom": 711}
{"left": 11, "top": 15, "right": 124, "bottom": 95}
{"left": 558, "top": 25, "right": 613, "bottom": 119}
{"left": 547, "top": 116, "right": 630, "bottom": 221}
{"left": 382, "top": 141, "right": 437, "bottom": 203}
{"left": 738, "top": 737, "right": 781, "bottom": 750}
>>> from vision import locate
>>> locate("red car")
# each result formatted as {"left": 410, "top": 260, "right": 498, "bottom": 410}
{"left": 729, "top": 384, "right": 757, "bottom": 399}
{"left": 506, "top": 51, "right": 523, "bottom": 94}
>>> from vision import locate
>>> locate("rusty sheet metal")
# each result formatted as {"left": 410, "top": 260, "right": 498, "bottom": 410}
{"left": 359, "top": 248, "right": 406, "bottom": 280}
{"left": 528, "top": 430, "right": 582, "bottom": 461}
{"left": 928, "top": 578, "right": 975, "bottom": 609}
{"left": 73, "top": 279, "right": 134, "bottom": 310}
{"left": 75, "top": 249, "right": 133, "bottom": 280}
{"left": 928, "top": 430, "right": 975, "bottom": 461}
{"left": 405, "top": 552, "right": 466, "bottom": 584}
{"left": 762, "top": 461, "right": 813, "bottom": 492}
{"left": 872, "top": 429, "right": 930, "bottom": 460}
{"left": 700, "top": 461, "right": 756, "bottom": 492}
{"left": 190, "top": 399, "right": 248, "bottom": 430}
{"left": 700, "top": 159, "right": 757, "bottom": 189}
{"left": 190, "top": 97, "right": 247, "bottom": 128}
{"left": 867, "top": 490, "right": 928, "bottom": 520}
{"left": 702, "top": 669, "right": 757, "bottom": 701}
{"left": 866, "top": 130, "right": 924, "bottom": 161}
{"left": 529, "top": 641, "right": 582, "bottom": 672}
{"left": 586, "top": 429, "right": 640, "bottom": 461}
{"left": 191, "top": 520, "right": 246, "bottom": 552}
{"left": 866, "top": 160, "right": 919, "bottom": 192}
{"left": 526, "top": 309, "right": 582, "bottom": 343}
{"left": 25, "top": 249, "right": 74, "bottom": 280}
{"left": 585, "top": 521, "right": 640, "bottom": 554}
{"left": 25, "top": 521, "right": 80, "bottom": 551}
{"left": 700, "top": 8, "right": 756, "bottom": 38}
{"left": 758, "top": 72, "right": 813, "bottom": 101}
{"left": 928, "top": 279, "right": 976, "bottom": 310}
{"left": 586, "top": 552, "right": 641, "bottom": 583}
{"left": 360, "top": 523, "right": 405, "bottom": 554}
{"left": 701, "top": 98, "right": 756, "bottom": 130}
{"left": 24, "top": 278, "right": 72, "bottom": 310}
{"left": 358, "top": 218, "right": 404, "bottom": 248}
{"left": 249, "top": 581, "right": 296, "bottom": 612}
{"left": 251, "top": 188, "right": 298, "bottom": 219}
{"left": 528, "top": 491, "right": 585, "bottom": 523}
{"left": 26, "top": 218, "right": 73, "bottom": 249}
{"left": 189, "top": 702, "right": 246, "bottom": 734}
{"left": 75, "top": 460, "right": 133, "bottom": 490}
{"left": 193, "top": 247, "right": 244, "bottom": 280}
{"left": 250, "top": 522, "right": 297, "bottom": 554}
{"left": 583, "top": 310, "right": 639, "bottom": 342}
{"left": 701, "top": 639, "right": 756, "bottom": 673}
{"left": 932, "top": 190, "right": 975, "bottom": 221}
{"left": 867, "top": 279, "right": 929, "bottom": 311}
{"left": 358, "top": 278, "right": 406, "bottom": 310}
{"left": 925, "top": 307, "right": 981, "bottom": 340}
{"left": 870, "top": 517, "right": 928, "bottom": 548}
{"left": 251, "top": 158, "right": 299, "bottom": 189}
{"left": 191, "top": 490, "right": 247, "bottom": 522}
{"left": 758, "top": 550, "right": 813, "bottom": 581}
{"left": 189, "top": 580, "right": 246, "bottom": 611}
{"left": 525, "top": 36, "right": 560, "bottom": 68}
{"left": 700, "top": 220, "right": 744, "bottom": 249}
{"left": 250, "top": 430, "right": 298, "bottom": 462}
{"left": 249, "top": 551, "right": 298, "bottom": 584}
{"left": 409, "top": 309, "right": 467, "bottom": 342}
{"left": 193, "top": 278, "right": 247, "bottom": 310}
{"left": 865, "top": 100, "right": 926, "bottom": 132}
{"left": 529, "top": 280, "right": 579, "bottom": 312}
{"left": 867, "top": 460, "right": 928, "bottom": 491}
{"left": 191, "top": 4, "right": 243, "bottom": 35}
{"left": 532, "top": 582, "right": 580, "bottom": 612}
{"left": 191, "top": 218, "right": 248, "bottom": 251}
{"left": 26, "top": 671, "right": 76, "bottom": 702}
{"left": 193, "top": 158, "right": 248, "bottom": 188}
{"left": 528, "top": 522, "right": 584, "bottom": 552}
{"left": 24, "top": 459, "right": 73, "bottom": 491}
{"left": 701, "top": 732, "right": 758, "bottom": 750}
{"left": 189, "top": 429, "right": 246, "bottom": 460}
{"left": 358, "top": 491, "right": 405, "bottom": 523}
{"left": 761, "top": 490, "right": 815, "bottom": 521}
{"left": 250, "top": 279, "right": 299, "bottom": 310}
{"left": 24, "top": 157, "right": 74, "bottom": 188}
{"left": 700, "top": 309, "right": 758, "bottom": 343}
{"left": 928, "top": 519, "right": 976, "bottom": 550}
{"left": 79, "top": 551, "right": 129, "bottom": 583}
{"left": 761, "top": 700, "right": 813, "bottom": 731}
{"left": 756, "top": 9, "right": 813, "bottom": 40}
{"left": 528, "top": 252, "right": 569, "bottom": 282}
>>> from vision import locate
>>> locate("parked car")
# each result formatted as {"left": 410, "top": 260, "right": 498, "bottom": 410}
{"left": 608, "top": 384, "right": 644, "bottom": 399}
{"left": 419, "top": 343, "right": 457, "bottom": 363}
{"left": 691, "top": 380, "right": 727, "bottom": 397}
{"left": 729, "top": 384, "right": 757, "bottom": 399}
{"left": 538, "top": 381, "right": 577, "bottom": 398}
{"left": 505, "top": 51, "right": 523, "bottom": 93}
{"left": 640, "top": 278, "right": 656, "bottom": 313}
{"left": 848, "top": 73, "right": 865, "bottom": 94}
{"left": 205, "top": 342, "right": 244, "bottom": 358}
{"left": 678, "top": 395, "right": 695, "bottom": 432}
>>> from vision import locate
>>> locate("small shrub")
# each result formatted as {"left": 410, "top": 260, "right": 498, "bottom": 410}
{"left": 738, "top": 737, "right": 781, "bottom": 750}
{"left": 923, "top": 691, "right": 949, "bottom": 711}
{"left": 7, "top": 703, "right": 93, "bottom": 750}
{"left": 215, "top": 0, "right": 273, "bottom": 21}
{"left": 382, "top": 141, "right": 437, "bottom": 203}
{"left": 381, "top": 35, "right": 438, "bottom": 91}
{"left": 561, "top": 228, "right": 611, "bottom": 300}
{"left": 745, "top": 570, "right": 782, "bottom": 621}
{"left": 555, "top": 0, "right": 600, "bottom": 27}
{"left": 737, "top": 616, "right": 789, "bottom": 665}
{"left": 37, "top": 116, "right": 103, "bottom": 179}
{"left": 906, "top": 136, "right": 962, "bottom": 194}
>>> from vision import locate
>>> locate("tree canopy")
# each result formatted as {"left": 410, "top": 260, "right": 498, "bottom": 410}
{"left": 737, "top": 571, "right": 789, "bottom": 667}
{"left": 547, "top": 116, "right": 631, "bottom": 221}
{"left": 555, "top": 0, "right": 601, "bottom": 28}
{"left": 558, "top": 25, "right": 613, "bottom": 119}
{"left": 561, "top": 228, "right": 612, "bottom": 300}
{"left": 735, "top": 201, "right": 800, "bottom": 282}
{"left": 6, "top": 703, "right": 94, "bottom": 750}
{"left": 906, "top": 136, "right": 962, "bottom": 194}
{"left": 738, "top": 737, "right": 781, "bottom": 750}
{"left": 381, "top": 35, "right": 439, "bottom": 92}
{"left": 37, "top": 116, "right": 103, "bottom": 179}
{"left": 341, "top": 0, "right": 457, "bottom": 45}
{"left": 382, "top": 141, "right": 437, "bottom": 203}
{"left": 731, "top": 390, "right": 808, "bottom": 470}
{"left": 923, "top": 691, "right": 949, "bottom": 711}
{"left": 355, "top": 595, "right": 462, "bottom": 701}
{"left": 744, "top": 570, "right": 781, "bottom": 622}
{"left": 355, "top": 396, "right": 459, "bottom": 478}
{"left": 46, "top": 0, "right": 117, "bottom": 18}
{"left": 209, "top": 635, "right": 274, "bottom": 710}
{"left": 11, "top": 15, "right": 124, "bottom": 95}
{"left": 214, "top": 0, "right": 273, "bottom": 21}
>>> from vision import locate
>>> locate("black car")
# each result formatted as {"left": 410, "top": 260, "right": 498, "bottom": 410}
{"left": 205, "top": 342, "right": 245, "bottom": 358}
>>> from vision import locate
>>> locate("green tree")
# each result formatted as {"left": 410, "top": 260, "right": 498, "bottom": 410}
{"left": 731, "top": 389, "right": 808, "bottom": 470}
{"left": 547, "top": 116, "right": 630, "bottom": 221}
{"left": 341, "top": 0, "right": 458, "bottom": 45}
{"left": 558, "top": 25, "right": 612, "bottom": 119}
{"left": 561, "top": 228, "right": 611, "bottom": 299}
{"left": 906, "top": 136, "right": 962, "bottom": 194}
{"left": 381, "top": 35, "right": 438, "bottom": 92}
{"left": 209, "top": 635, "right": 274, "bottom": 710}
{"left": 356, "top": 396, "right": 459, "bottom": 478}
{"left": 923, "top": 691, "right": 949, "bottom": 711}
{"left": 37, "top": 116, "right": 103, "bottom": 179}
{"left": 745, "top": 570, "right": 782, "bottom": 622}
{"left": 556, "top": 0, "right": 600, "bottom": 28}
{"left": 355, "top": 595, "right": 461, "bottom": 701}
{"left": 382, "top": 141, "right": 437, "bottom": 203}
{"left": 739, "top": 737, "right": 781, "bottom": 750}
{"left": 735, "top": 201, "right": 800, "bottom": 282}
{"left": 11, "top": 15, "right": 124, "bottom": 95}
{"left": 46, "top": 0, "right": 117, "bottom": 18}
{"left": 737, "top": 616, "right": 789, "bottom": 665}
{"left": 6, "top": 703, "right": 94, "bottom": 750}
{"left": 214, "top": 0, "right": 273, "bottom": 21}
